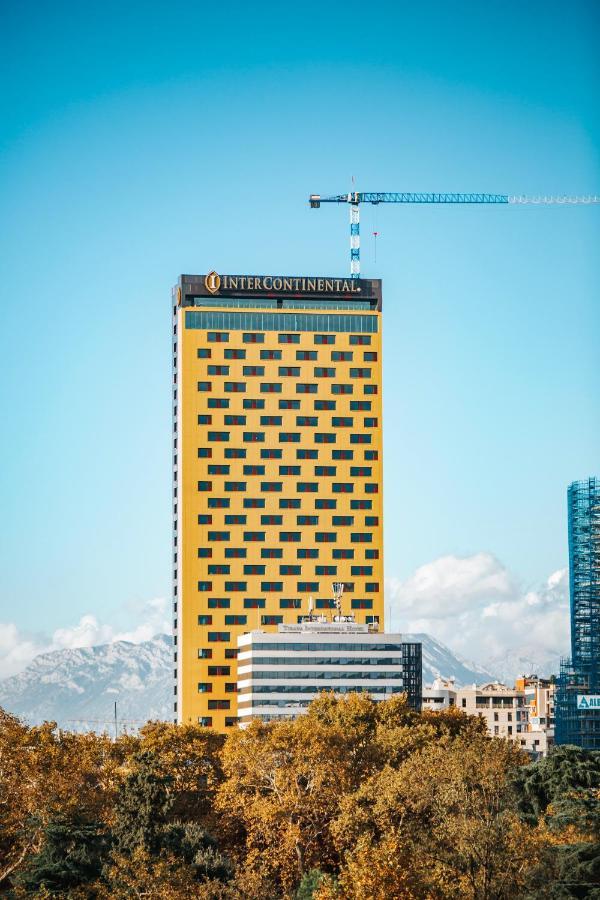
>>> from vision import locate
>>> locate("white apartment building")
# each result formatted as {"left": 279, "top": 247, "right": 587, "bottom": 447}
{"left": 237, "top": 618, "right": 422, "bottom": 725}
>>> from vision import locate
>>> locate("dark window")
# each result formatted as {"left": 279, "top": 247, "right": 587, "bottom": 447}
{"left": 364, "top": 450, "right": 378, "bottom": 460}
{"left": 297, "top": 416, "right": 318, "bottom": 427}
{"left": 296, "top": 350, "right": 317, "bottom": 360}
{"left": 331, "top": 384, "right": 353, "bottom": 395}
{"left": 262, "top": 548, "right": 283, "bottom": 558}
{"left": 224, "top": 481, "right": 246, "bottom": 492}
{"left": 207, "top": 332, "right": 229, "bottom": 342}
{"left": 364, "top": 417, "right": 378, "bottom": 428}
{"left": 197, "top": 348, "right": 211, "bottom": 358}
{"left": 225, "top": 547, "right": 247, "bottom": 558}
{"left": 296, "top": 384, "right": 317, "bottom": 394}
{"left": 224, "top": 348, "right": 246, "bottom": 359}
{"left": 244, "top": 598, "right": 266, "bottom": 608}
{"left": 261, "top": 448, "right": 282, "bottom": 459}
{"left": 332, "top": 449, "right": 353, "bottom": 460}
{"left": 208, "top": 365, "right": 229, "bottom": 375}
{"left": 351, "top": 532, "right": 373, "bottom": 543}
{"left": 225, "top": 648, "right": 238, "bottom": 658}
{"left": 208, "top": 665, "right": 231, "bottom": 676}
{"left": 333, "top": 549, "right": 354, "bottom": 559}
{"left": 243, "top": 398, "right": 265, "bottom": 409}
{"left": 280, "top": 598, "right": 302, "bottom": 609}
{"left": 224, "top": 415, "right": 246, "bottom": 426}
{"left": 333, "top": 516, "right": 354, "bottom": 526}
{"left": 333, "top": 483, "right": 353, "bottom": 493}
{"left": 365, "top": 483, "right": 379, "bottom": 493}
{"left": 243, "top": 333, "right": 265, "bottom": 343}
{"left": 261, "top": 349, "right": 281, "bottom": 360}
{"left": 225, "top": 382, "right": 246, "bottom": 393}
{"left": 280, "top": 564, "right": 301, "bottom": 575}
{"left": 280, "top": 498, "right": 301, "bottom": 509}
{"left": 297, "top": 548, "right": 319, "bottom": 558}
{"left": 297, "top": 449, "right": 318, "bottom": 459}
{"left": 244, "top": 498, "right": 265, "bottom": 508}
{"left": 315, "top": 366, "right": 336, "bottom": 378}
{"left": 208, "top": 497, "right": 230, "bottom": 508}
{"left": 363, "top": 351, "right": 377, "bottom": 361}
{"left": 208, "top": 699, "right": 231, "bottom": 709}
{"left": 351, "top": 565, "right": 373, "bottom": 576}
{"left": 197, "top": 514, "right": 212, "bottom": 524}
{"left": 261, "top": 615, "right": 284, "bottom": 625}
{"left": 197, "top": 614, "right": 213, "bottom": 625}
{"left": 332, "top": 350, "right": 353, "bottom": 361}
{"left": 261, "top": 515, "right": 282, "bottom": 525}
{"left": 244, "top": 464, "right": 265, "bottom": 475}
{"left": 298, "top": 581, "right": 319, "bottom": 591}
{"left": 316, "top": 565, "right": 337, "bottom": 575}
{"left": 243, "top": 365, "right": 265, "bottom": 376}
{"left": 279, "top": 399, "right": 301, "bottom": 409}
{"left": 198, "top": 414, "right": 212, "bottom": 424}
{"left": 260, "top": 416, "right": 282, "bottom": 426}
{"left": 261, "top": 481, "right": 282, "bottom": 492}
{"left": 279, "top": 333, "right": 300, "bottom": 343}
{"left": 208, "top": 431, "right": 229, "bottom": 441}
{"left": 315, "top": 399, "right": 336, "bottom": 410}
{"left": 350, "top": 433, "right": 371, "bottom": 444}
{"left": 225, "top": 514, "right": 247, "bottom": 525}
{"left": 198, "top": 548, "right": 212, "bottom": 558}
{"left": 350, "top": 334, "right": 371, "bottom": 345}
{"left": 198, "top": 683, "right": 212, "bottom": 693}
{"left": 279, "top": 366, "right": 300, "bottom": 377}
{"left": 297, "top": 515, "right": 318, "bottom": 525}
{"left": 244, "top": 564, "right": 265, "bottom": 575}
{"left": 280, "top": 531, "right": 301, "bottom": 542}
{"left": 351, "top": 466, "right": 372, "bottom": 477}
{"left": 315, "top": 532, "right": 336, "bottom": 543}
{"left": 364, "top": 384, "right": 378, "bottom": 395}
{"left": 198, "top": 648, "right": 213, "bottom": 658}
{"left": 279, "top": 432, "right": 300, "bottom": 443}
{"left": 351, "top": 499, "right": 372, "bottom": 510}
{"left": 315, "top": 334, "right": 335, "bottom": 344}
{"left": 208, "top": 464, "right": 229, "bottom": 474}
{"left": 261, "top": 581, "right": 283, "bottom": 591}
{"left": 244, "top": 432, "right": 265, "bottom": 442}
{"left": 208, "top": 531, "right": 230, "bottom": 541}
{"left": 352, "top": 598, "right": 373, "bottom": 609}
{"left": 197, "top": 382, "right": 211, "bottom": 392}
{"left": 199, "top": 716, "right": 212, "bottom": 726}
{"left": 350, "top": 401, "right": 371, "bottom": 411}
{"left": 365, "top": 516, "right": 379, "bottom": 526}
{"left": 224, "top": 582, "right": 247, "bottom": 592}
{"left": 261, "top": 382, "right": 282, "bottom": 393}
{"left": 315, "top": 433, "right": 336, "bottom": 444}
{"left": 297, "top": 482, "right": 318, "bottom": 492}
{"left": 365, "top": 583, "right": 379, "bottom": 592}
{"left": 244, "top": 531, "right": 266, "bottom": 542}
{"left": 198, "top": 448, "right": 212, "bottom": 458}
{"left": 197, "top": 481, "right": 212, "bottom": 491}
{"left": 208, "top": 597, "right": 230, "bottom": 607}
{"left": 207, "top": 399, "right": 229, "bottom": 410}
{"left": 280, "top": 465, "right": 301, "bottom": 476}
{"left": 225, "top": 615, "right": 247, "bottom": 625}
{"left": 315, "top": 465, "right": 336, "bottom": 476}
{"left": 315, "top": 499, "right": 336, "bottom": 509}
{"left": 316, "top": 599, "right": 336, "bottom": 609}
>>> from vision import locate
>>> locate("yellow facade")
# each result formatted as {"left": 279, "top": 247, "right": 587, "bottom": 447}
{"left": 173, "top": 275, "right": 384, "bottom": 731}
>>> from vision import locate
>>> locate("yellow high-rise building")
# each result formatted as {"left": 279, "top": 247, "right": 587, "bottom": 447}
{"left": 173, "top": 273, "right": 384, "bottom": 730}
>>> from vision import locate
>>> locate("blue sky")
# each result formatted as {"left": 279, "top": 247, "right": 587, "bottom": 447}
{"left": 0, "top": 1, "right": 598, "bottom": 668}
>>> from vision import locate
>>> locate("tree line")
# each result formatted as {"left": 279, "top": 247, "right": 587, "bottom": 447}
{"left": 1, "top": 694, "right": 599, "bottom": 898}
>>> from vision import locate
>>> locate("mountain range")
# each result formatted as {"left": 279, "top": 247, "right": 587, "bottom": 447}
{"left": 1, "top": 632, "right": 506, "bottom": 733}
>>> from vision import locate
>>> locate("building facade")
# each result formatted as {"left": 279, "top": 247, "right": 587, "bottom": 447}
{"left": 173, "top": 273, "right": 384, "bottom": 730}
{"left": 237, "top": 619, "right": 422, "bottom": 724}
{"left": 556, "top": 476, "right": 600, "bottom": 748}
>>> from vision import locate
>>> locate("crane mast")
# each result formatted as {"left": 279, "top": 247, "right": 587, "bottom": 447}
{"left": 309, "top": 191, "right": 600, "bottom": 278}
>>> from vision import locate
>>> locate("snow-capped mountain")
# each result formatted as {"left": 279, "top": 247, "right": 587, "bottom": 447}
{"left": 485, "top": 647, "right": 561, "bottom": 685}
{"left": 0, "top": 632, "right": 497, "bottom": 733}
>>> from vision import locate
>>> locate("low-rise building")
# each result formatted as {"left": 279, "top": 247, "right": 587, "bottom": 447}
{"left": 237, "top": 617, "right": 422, "bottom": 725}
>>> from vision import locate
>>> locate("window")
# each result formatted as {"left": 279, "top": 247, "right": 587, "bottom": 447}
{"left": 208, "top": 597, "right": 230, "bottom": 608}
{"left": 186, "top": 311, "right": 378, "bottom": 336}
{"left": 333, "top": 483, "right": 353, "bottom": 493}
{"left": 244, "top": 431, "right": 265, "bottom": 443}
{"left": 280, "top": 598, "right": 302, "bottom": 609}
{"left": 198, "top": 648, "right": 213, "bottom": 659}
{"left": 365, "top": 549, "right": 379, "bottom": 559}
{"left": 197, "top": 513, "right": 212, "bottom": 524}
{"left": 315, "top": 433, "right": 336, "bottom": 444}
{"left": 207, "top": 332, "right": 229, "bottom": 342}
{"left": 365, "top": 484, "right": 379, "bottom": 494}
{"left": 280, "top": 465, "right": 301, "bottom": 476}
{"left": 225, "top": 614, "right": 247, "bottom": 625}
{"left": 198, "top": 548, "right": 212, "bottom": 558}
{"left": 224, "top": 549, "right": 246, "bottom": 560}
{"left": 280, "top": 498, "right": 301, "bottom": 509}
{"left": 364, "top": 450, "right": 378, "bottom": 460}
{"left": 297, "top": 548, "right": 319, "bottom": 558}
{"left": 207, "top": 565, "right": 229, "bottom": 576}
{"left": 280, "top": 531, "right": 301, "bottom": 542}
{"left": 280, "top": 564, "right": 301, "bottom": 575}
{"left": 316, "top": 499, "right": 336, "bottom": 509}
{"left": 314, "top": 367, "right": 335, "bottom": 378}
{"left": 350, "top": 401, "right": 371, "bottom": 411}
{"left": 297, "top": 449, "right": 318, "bottom": 459}
{"left": 364, "top": 384, "right": 378, "bottom": 395}
{"left": 316, "top": 565, "right": 337, "bottom": 575}
{"left": 208, "top": 665, "right": 231, "bottom": 676}
{"left": 297, "top": 515, "right": 318, "bottom": 525}
{"left": 365, "top": 516, "right": 379, "bottom": 526}
{"left": 351, "top": 532, "right": 372, "bottom": 543}
{"left": 244, "top": 598, "right": 265, "bottom": 608}
{"left": 208, "top": 464, "right": 229, "bottom": 474}
{"left": 363, "top": 351, "right": 377, "bottom": 361}
{"left": 280, "top": 399, "right": 301, "bottom": 409}
{"left": 224, "top": 348, "right": 246, "bottom": 359}
{"left": 315, "top": 334, "right": 335, "bottom": 344}
{"left": 225, "top": 581, "right": 246, "bottom": 592}
{"left": 261, "top": 349, "right": 281, "bottom": 360}
{"left": 297, "top": 482, "right": 318, "bottom": 492}
{"left": 225, "top": 382, "right": 246, "bottom": 393}
{"left": 208, "top": 531, "right": 230, "bottom": 541}
{"left": 261, "top": 615, "right": 284, "bottom": 625}
{"left": 333, "top": 549, "right": 354, "bottom": 559}
{"left": 331, "top": 384, "right": 353, "bottom": 395}
{"left": 260, "top": 416, "right": 282, "bottom": 426}
{"left": 351, "top": 499, "right": 372, "bottom": 510}
{"left": 261, "top": 481, "right": 282, "bottom": 492}
{"left": 296, "top": 416, "right": 317, "bottom": 427}
{"left": 351, "top": 466, "right": 372, "bottom": 477}
{"left": 352, "top": 599, "right": 373, "bottom": 609}
{"left": 296, "top": 383, "right": 317, "bottom": 394}
{"left": 197, "top": 348, "right": 211, "bottom": 358}
{"left": 350, "top": 433, "right": 371, "bottom": 444}
{"left": 244, "top": 398, "right": 265, "bottom": 410}
{"left": 259, "top": 449, "right": 281, "bottom": 462}
{"left": 315, "top": 399, "right": 336, "bottom": 410}
{"left": 225, "top": 514, "right": 247, "bottom": 525}
{"left": 199, "top": 717, "right": 212, "bottom": 726}
{"left": 208, "top": 365, "right": 229, "bottom": 375}
{"left": 223, "top": 415, "right": 245, "bottom": 427}
{"left": 332, "top": 450, "right": 353, "bottom": 460}
{"left": 198, "top": 448, "right": 212, "bottom": 458}
{"left": 350, "top": 334, "right": 371, "bottom": 345}
{"left": 279, "top": 366, "right": 300, "bottom": 377}
{"left": 351, "top": 565, "right": 372, "bottom": 576}
{"left": 315, "top": 465, "right": 336, "bottom": 476}
{"left": 297, "top": 350, "right": 317, "bottom": 360}
{"left": 261, "top": 514, "right": 283, "bottom": 525}
{"left": 315, "top": 532, "right": 336, "bottom": 543}
{"left": 197, "top": 614, "right": 213, "bottom": 625}
{"left": 279, "top": 432, "right": 300, "bottom": 443}
{"left": 261, "top": 382, "right": 282, "bottom": 393}
{"left": 244, "top": 531, "right": 266, "bottom": 542}
{"left": 243, "top": 333, "right": 265, "bottom": 343}
{"left": 208, "top": 398, "right": 229, "bottom": 409}
{"left": 262, "top": 548, "right": 283, "bottom": 558}
{"left": 225, "top": 648, "right": 238, "bottom": 659}
{"left": 225, "top": 683, "right": 237, "bottom": 694}
{"left": 197, "top": 481, "right": 212, "bottom": 491}
{"left": 244, "top": 564, "right": 265, "bottom": 575}
{"left": 208, "top": 700, "right": 231, "bottom": 710}
{"left": 225, "top": 481, "right": 246, "bottom": 492}
{"left": 262, "top": 581, "right": 283, "bottom": 591}
{"left": 279, "top": 333, "right": 300, "bottom": 343}
{"left": 244, "top": 464, "right": 265, "bottom": 476}
{"left": 225, "top": 716, "right": 239, "bottom": 726}
{"left": 208, "top": 431, "right": 229, "bottom": 441}
{"left": 298, "top": 581, "right": 318, "bottom": 592}
{"left": 333, "top": 516, "right": 354, "bottom": 526}
{"left": 243, "top": 365, "right": 264, "bottom": 376}
{"left": 364, "top": 417, "right": 378, "bottom": 428}
{"left": 243, "top": 498, "right": 265, "bottom": 508}
{"left": 197, "top": 382, "right": 211, "bottom": 392}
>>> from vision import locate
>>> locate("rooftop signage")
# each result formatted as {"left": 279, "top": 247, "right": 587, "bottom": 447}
{"left": 204, "top": 271, "right": 363, "bottom": 295}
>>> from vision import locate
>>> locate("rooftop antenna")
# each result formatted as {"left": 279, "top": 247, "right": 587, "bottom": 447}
{"left": 332, "top": 582, "right": 344, "bottom": 618}
{"left": 308, "top": 595, "right": 314, "bottom": 620}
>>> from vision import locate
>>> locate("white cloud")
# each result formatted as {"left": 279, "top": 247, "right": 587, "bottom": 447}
{"left": 388, "top": 554, "right": 570, "bottom": 670}
{"left": 0, "top": 597, "right": 170, "bottom": 680}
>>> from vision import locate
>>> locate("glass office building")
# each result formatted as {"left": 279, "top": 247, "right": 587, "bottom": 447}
{"left": 172, "top": 273, "right": 384, "bottom": 731}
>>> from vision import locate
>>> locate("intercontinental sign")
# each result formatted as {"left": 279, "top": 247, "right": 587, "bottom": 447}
{"left": 204, "top": 271, "right": 363, "bottom": 295}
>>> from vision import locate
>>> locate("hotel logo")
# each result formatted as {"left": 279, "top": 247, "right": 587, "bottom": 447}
{"left": 205, "top": 271, "right": 221, "bottom": 294}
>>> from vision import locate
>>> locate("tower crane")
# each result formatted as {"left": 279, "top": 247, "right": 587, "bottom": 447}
{"left": 309, "top": 191, "right": 600, "bottom": 278}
